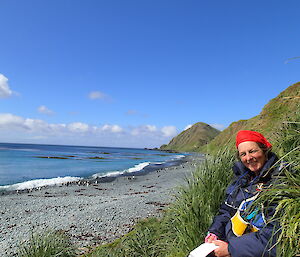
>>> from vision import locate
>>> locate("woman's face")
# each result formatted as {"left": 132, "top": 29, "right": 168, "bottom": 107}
{"left": 237, "top": 141, "right": 267, "bottom": 174}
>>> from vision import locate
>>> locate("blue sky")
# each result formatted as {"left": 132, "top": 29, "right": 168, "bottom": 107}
{"left": 0, "top": 0, "right": 299, "bottom": 148}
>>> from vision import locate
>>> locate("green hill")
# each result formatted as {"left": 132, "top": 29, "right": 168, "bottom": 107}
{"left": 203, "top": 82, "right": 300, "bottom": 153}
{"left": 160, "top": 122, "right": 220, "bottom": 152}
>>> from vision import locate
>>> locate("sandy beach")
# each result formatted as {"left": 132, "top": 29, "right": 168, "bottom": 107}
{"left": 0, "top": 155, "right": 202, "bottom": 256}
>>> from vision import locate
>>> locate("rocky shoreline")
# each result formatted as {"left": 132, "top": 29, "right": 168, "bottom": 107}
{"left": 0, "top": 155, "right": 203, "bottom": 256}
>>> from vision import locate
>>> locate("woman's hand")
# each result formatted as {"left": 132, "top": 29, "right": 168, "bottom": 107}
{"left": 212, "top": 240, "right": 231, "bottom": 257}
{"left": 205, "top": 233, "right": 218, "bottom": 243}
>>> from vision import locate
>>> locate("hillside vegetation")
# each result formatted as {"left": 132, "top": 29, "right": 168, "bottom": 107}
{"left": 160, "top": 122, "right": 220, "bottom": 152}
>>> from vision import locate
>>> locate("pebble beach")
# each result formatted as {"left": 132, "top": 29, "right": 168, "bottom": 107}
{"left": 0, "top": 156, "right": 202, "bottom": 256}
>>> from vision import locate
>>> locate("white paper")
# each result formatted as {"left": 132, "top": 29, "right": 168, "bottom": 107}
{"left": 188, "top": 243, "right": 219, "bottom": 257}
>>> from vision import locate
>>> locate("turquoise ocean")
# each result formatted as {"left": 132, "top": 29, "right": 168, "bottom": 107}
{"left": 0, "top": 143, "right": 186, "bottom": 191}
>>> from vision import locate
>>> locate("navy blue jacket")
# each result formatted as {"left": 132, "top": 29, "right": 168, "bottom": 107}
{"left": 208, "top": 153, "right": 280, "bottom": 257}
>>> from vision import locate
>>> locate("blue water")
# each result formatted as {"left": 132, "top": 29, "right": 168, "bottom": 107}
{"left": 0, "top": 143, "right": 185, "bottom": 188}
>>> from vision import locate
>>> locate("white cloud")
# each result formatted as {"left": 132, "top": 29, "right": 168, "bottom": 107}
{"left": 49, "top": 123, "right": 67, "bottom": 132}
{"left": 210, "top": 123, "right": 226, "bottom": 131}
{"left": 161, "top": 126, "right": 177, "bottom": 137}
{"left": 0, "top": 113, "right": 178, "bottom": 148}
{"left": 184, "top": 124, "right": 193, "bottom": 131}
{"left": 0, "top": 113, "right": 24, "bottom": 127}
{"left": 131, "top": 125, "right": 157, "bottom": 136}
{"left": 88, "top": 91, "right": 109, "bottom": 100}
{"left": 0, "top": 74, "right": 13, "bottom": 98}
{"left": 145, "top": 125, "right": 157, "bottom": 132}
{"left": 101, "top": 124, "right": 123, "bottom": 133}
{"left": 0, "top": 114, "right": 65, "bottom": 134}
{"left": 68, "top": 122, "right": 89, "bottom": 133}
{"left": 24, "top": 118, "right": 48, "bottom": 131}
{"left": 38, "top": 105, "right": 54, "bottom": 115}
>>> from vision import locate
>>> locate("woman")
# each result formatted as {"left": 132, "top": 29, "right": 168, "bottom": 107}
{"left": 205, "top": 130, "right": 281, "bottom": 257}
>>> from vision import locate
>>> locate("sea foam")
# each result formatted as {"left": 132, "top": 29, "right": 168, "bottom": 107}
{"left": 173, "top": 154, "right": 185, "bottom": 159}
{"left": 0, "top": 176, "right": 82, "bottom": 191}
{"left": 92, "top": 162, "right": 151, "bottom": 178}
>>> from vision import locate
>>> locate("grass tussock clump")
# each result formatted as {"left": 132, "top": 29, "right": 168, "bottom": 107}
{"left": 267, "top": 168, "right": 300, "bottom": 257}
{"left": 18, "top": 230, "right": 76, "bottom": 257}
{"left": 164, "top": 148, "right": 235, "bottom": 256}
{"left": 255, "top": 114, "right": 300, "bottom": 257}
{"left": 88, "top": 217, "right": 170, "bottom": 257}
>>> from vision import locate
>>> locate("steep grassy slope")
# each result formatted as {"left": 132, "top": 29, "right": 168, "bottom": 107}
{"left": 160, "top": 122, "right": 220, "bottom": 152}
{"left": 203, "top": 82, "right": 300, "bottom": 153}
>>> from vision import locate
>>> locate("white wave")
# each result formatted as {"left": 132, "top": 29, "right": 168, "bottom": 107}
{"left": 104, "top": 171, "right": 123, "bottom": 177}
{"left": 91, "top": 170, "right": 121, "bottom": 178}
{"left": 126, "top": 162, "right": 150, "bottom": 173}
{"left": 0, "top": 176, "right": 82, "bottom": 191}
{"left": 92, "top": 162, "right": 151, "bottom": 179}
{"left": 172, "top": 154, "right": 185, "bottom": 160}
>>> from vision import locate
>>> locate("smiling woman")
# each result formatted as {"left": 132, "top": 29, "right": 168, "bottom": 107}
{"left": 236, "top": 130, "right": 273, "bottom": 175}
{"left": 237, "top": 141, "right": 267, "bottom": 174}
{"left": 205, "top": 130, "right": 281, "bottom": 257}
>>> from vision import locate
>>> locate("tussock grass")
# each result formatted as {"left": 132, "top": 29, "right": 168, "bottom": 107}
{"left": 89, "top": 217, "right": 170, "bottom": 257}
{"left": 18, "top": 230, "right": 76, "bottom": 257}
{"left": 164, "top": 148, "right": 234, "bottom": 255}
{"left": 251, "top": 160, "right": 300, "bottom": 257}
{"left": 254, "top": 114, "right": 300, "bottom": 257}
